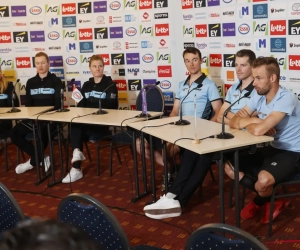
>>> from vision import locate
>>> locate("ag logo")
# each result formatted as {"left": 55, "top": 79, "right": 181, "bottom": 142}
{"left": 157, "top": 52, "right": 171, "bottom": 63}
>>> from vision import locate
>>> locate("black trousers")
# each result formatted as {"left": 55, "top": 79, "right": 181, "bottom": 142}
{"left": 169, "top": 149, "right": 213, "bottom": 207}
{"left": 11, "top": 121, "right": 50, "bottom": 166}
{"left": 69, "top": 123, "right": 110, "bottom": 151}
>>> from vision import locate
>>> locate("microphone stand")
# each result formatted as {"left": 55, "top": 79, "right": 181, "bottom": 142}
{"left": 216, "top": 91, "right": 251, "bottom": 139}
{"left": 8, "top": 79, "right": 21, "bottom": 113}
{"left": 174, "top": 74, "right": 206, "bottom": 126}
{"left": 94, "top": 82, "right": 116, "bottom": 115}
{"left": 95, "top": 96, "right": 108, "bottom": 114}
{"left": 57, "top": 88, "right": 70, "bottom": 112}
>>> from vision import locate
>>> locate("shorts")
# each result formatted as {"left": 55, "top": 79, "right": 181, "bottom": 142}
{"left": 227, "top": 145, "right": 300, "bottom": 184}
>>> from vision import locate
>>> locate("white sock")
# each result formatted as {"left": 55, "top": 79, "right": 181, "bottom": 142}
{"left": 166, "top": 192, "right": 176, "bottom": 199}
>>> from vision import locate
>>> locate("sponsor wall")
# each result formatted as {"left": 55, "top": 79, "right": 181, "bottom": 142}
{"left": 0, "top": 0, "right": 300, "bottom": 112}
{"left": 178, "top": 0, "right": 300, "bottom": 100}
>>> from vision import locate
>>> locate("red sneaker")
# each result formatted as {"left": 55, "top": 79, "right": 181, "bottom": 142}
{"left": 240, "top": 199, "right": 261, "bottom": 220}
{"left": 260, "top": 198, "right": 290, "bottom": 224}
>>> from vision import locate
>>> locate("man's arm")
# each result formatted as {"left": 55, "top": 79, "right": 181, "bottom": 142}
{"left": 169, "top": 99, "right": 180, "bottom": 117}
{"left": 229, "top": 106, "right": 261, "bottom": 129}
{"left": 246, "top": 111, "right": 286, "bottom": 136}
{"left": 217, "top": 102, "right": 234, "bottom": 124}
{"left": 210, "top": 99, "right": 222, "bottom": 122}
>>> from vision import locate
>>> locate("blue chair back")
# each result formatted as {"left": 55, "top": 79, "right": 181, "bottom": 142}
{"left": 185, "top": 223, "right": 267, "bottom": 250}
{"left": 0, "top": 182, "right": 25, "bottom": 239}
{"left": 57, "top": 193, "right": 131, "bottom": 250}
{"left": 136, "top": 86, "right": 164, "bottom": 113}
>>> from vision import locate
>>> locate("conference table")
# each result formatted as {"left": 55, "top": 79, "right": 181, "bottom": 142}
{"left": 0, "top": 106, "right": 54, "bottom": 185}
{"left": 128, "top": 115, "right": 274, "bottom": 227}
{"left": 31, "top": 107, "right": 163, "bottom": 187}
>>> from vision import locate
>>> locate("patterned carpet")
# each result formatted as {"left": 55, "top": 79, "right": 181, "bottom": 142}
{"left": 0, "top": 141, "right": 300, "bottom": 249}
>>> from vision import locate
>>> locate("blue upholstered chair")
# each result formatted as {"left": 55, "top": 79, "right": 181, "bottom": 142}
{"left": 109, "top": 86, "right": 164, "bottom": 176}
{"left": 57, "top": 193, "right": 163, "bottom": 250}
{"left": 0, "top": 182, "right": 26, "bottom": 239}
{"left": 185, "top": 223, "right": 267, "bottom": 250}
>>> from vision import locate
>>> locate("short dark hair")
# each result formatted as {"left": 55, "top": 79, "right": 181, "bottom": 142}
{"left": 0, "top": 220, "right": 102, "bottom": 250}
{"left": 252, "top": 57, "right": 280, "bottom": 82}
{"left": 236, "top": 49, "right": 256, "bottom": 65}
{"left": 182, "top": 47, "right": 202, "bottom": 59}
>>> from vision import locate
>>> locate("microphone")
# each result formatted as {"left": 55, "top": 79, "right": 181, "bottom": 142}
{"left": 174, "top": 74, "right": 206, "bottom": 126}
{"left": 136, "top": 81, "right": 160, "bottom": 118}
{"left": 94, "top": 82, "right": 116, "bottom": 115}
{"left": 7, "top": 79, "right": 21, "bottom": 113}
{"left": 216, "top": 91, "right": 251, "bottom": 139}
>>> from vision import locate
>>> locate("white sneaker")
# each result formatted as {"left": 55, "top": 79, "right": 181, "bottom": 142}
{"left": 40, "top": 156, "right": 50, "bottom": 172}
{"left": 15, "top": 159, "right": 33, "bottom": 174}
{"left": 143, "top": 194, "right": 182, "bottom": 219}
{"left": 62, "top": 168, "right": 83, "bottom": 183}
{"left": 71, "top": 149, "right": 86, "bottom": 164}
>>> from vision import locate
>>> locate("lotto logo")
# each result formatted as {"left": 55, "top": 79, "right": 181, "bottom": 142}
{"left": 195, "top": 24, "right": 207, "bottom": 37}
{"left": 62, "top": 3, "right": 76, "bottom": 14}
{"left": 289, "top": 55, "right": 300, "bottom": 70}
{"left": 270, "top": 20, "right": 286, "bottom": 36}
{"left": 182, "top": 0, "right": 193, "bottom": 9}
{"left": 155, "top": 24, "right": 169, "bottom": 36}
{"left": 99, "top": 54, "right": 110, "bottom": 65}
{"left": 16, "top": 57, "right": 31, "bottom": 68}
{"left": 79, "top": 29, "right": 93, "bottom": 40}
{"left": 210, "top": 54, "right": 222, "bottom": 67}
{"left": 139, "top": 0, "right": 152, "bottom": 9}
{"left": 115, "top": 80, "right": 127, "bottom": 91}
{"left": 0, "top": 32, "right": 11, "bottom": 43}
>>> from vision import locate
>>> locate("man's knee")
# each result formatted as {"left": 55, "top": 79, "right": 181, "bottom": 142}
{"left": 255, "top": 170, "right": 275, "bottom": 192}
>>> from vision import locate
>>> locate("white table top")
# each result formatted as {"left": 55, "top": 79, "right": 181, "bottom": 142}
{"left": 128, "top": 116, "right": 274, "bottom": 154}
{"left": 0, "top": 107, "right": 54, "bottom": 120}
{"left": 33, "top": 107, "right": 163, "bottom": 126}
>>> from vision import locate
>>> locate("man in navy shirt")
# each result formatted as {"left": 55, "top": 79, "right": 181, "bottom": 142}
{"left": 11, "top": 52, "right": 63, "bottom": 174}
{"left": 227, "top": 57, "right": 300, "bottom": 224}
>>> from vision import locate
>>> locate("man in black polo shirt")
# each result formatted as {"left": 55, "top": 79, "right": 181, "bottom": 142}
{"left": 11, "top": 52, "right": 63, "bottom": 174}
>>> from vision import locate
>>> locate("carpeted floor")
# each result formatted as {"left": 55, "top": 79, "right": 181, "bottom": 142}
{"left": 0, "top": 141, "right": 300, "bottom": 249}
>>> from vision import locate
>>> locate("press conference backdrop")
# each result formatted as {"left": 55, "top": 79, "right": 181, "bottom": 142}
{"left": 0, "top": 0, "right": 299, "bottom": 115}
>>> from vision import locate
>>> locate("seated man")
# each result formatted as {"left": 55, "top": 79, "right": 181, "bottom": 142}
{"left": 225, "top": 57, "right": 300, "bottom": 224}
{"left": 137, "top": 47, "right": 222, "bottom": 190}
{"left": 143, "top": 47, "right": 231, "bottom": 220}
{"left": 11, "top": 52, "right": 63, "bottom": 174}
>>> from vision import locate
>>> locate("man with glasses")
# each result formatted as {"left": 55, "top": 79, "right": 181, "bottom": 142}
{"left": 143, "top": 47, "right": 222, "bottom": 219}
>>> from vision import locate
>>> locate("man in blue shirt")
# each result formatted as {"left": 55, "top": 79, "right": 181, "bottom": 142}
{"left": 137, "top": 47, "right": 222, "bottom": 190}
{"left": 143, "top": 49, "right": 256, "bottom": 220}
{"left": 227, "top": 57, "right": 300, "bottom": 224}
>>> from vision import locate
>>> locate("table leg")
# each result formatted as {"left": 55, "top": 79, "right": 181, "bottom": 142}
{"left": 34, "top": 122, "right": 50, "bottom": 186}
{"left": 219, "top": 152, "right": 225, "bottom": 224}
{"left": 163, "top": 141, "right": 168, "bottom": 193}
{"left": 149, "top": 135, "right": 156, "bottom": 202}
{"left": 141, "top": 132, "right": 147, "bottom": 190}
{"left": 234, "top": 150, "right": 240, "bottom": 228}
